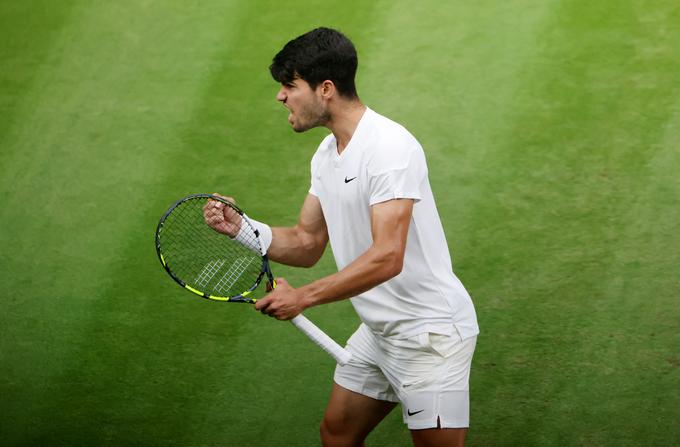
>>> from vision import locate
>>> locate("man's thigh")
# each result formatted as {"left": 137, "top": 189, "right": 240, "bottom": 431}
{"left": 321, "top": 383, "right": 397, "bottom": 447}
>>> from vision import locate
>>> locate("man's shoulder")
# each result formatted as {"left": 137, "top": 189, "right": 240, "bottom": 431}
{"left": 364, "top": 109, "right": 419, "bottom": 149}
{"left": 366, "top": 109, "right": 421, "bottom": 150}
{"left": 365, "top": 108, "right": 408, "bottom": 133}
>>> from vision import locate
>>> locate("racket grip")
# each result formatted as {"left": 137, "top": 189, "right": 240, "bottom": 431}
{"left": 290, "top": 314, "right": 352, "bottom": 366}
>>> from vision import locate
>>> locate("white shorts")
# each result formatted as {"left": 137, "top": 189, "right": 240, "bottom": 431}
{"left": 334, "top": 323, "right": 477, "bottom": 430}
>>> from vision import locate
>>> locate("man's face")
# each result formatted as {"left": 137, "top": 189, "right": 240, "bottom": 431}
{"left": 276, "top": 77, "right": 329, "bottom": 132}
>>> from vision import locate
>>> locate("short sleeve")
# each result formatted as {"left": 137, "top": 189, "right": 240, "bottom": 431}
{"left": 367, "top": 138, "right": 427, "bottom": 206}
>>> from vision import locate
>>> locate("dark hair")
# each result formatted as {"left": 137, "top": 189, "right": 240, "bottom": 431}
{"left": 270, "top": 27, "right": 359, "bottom": 98}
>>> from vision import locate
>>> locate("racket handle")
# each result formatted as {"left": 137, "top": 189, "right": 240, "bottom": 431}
{"left": 290, "top": 314, "right": 352, "bottom": 366}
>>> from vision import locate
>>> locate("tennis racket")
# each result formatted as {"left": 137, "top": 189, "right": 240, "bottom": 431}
{"left": 155, "top": 193, "right": 352, "bottom": 365}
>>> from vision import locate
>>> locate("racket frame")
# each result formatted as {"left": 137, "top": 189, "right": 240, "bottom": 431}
{"left": 155, "top": 193, "right": 270, "bottom": 303}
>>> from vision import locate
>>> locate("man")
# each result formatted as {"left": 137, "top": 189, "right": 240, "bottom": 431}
{"left": 204, "top": 27, "right": 479, "bottom": 447}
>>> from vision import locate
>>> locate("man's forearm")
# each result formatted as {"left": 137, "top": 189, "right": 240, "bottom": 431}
{"left": 297, "top": 243, "right": 403, "bottom": 309}
{"left": 267, "top": 226, "right": 327, "bottom": 267}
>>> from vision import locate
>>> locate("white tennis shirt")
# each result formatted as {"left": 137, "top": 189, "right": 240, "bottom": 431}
{"left": 309, "top": 108, "right": 479, "bottom": 340}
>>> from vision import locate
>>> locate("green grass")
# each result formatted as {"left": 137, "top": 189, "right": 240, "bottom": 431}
{"left": 1, "top": 1, "right": 679, "bottom": 445}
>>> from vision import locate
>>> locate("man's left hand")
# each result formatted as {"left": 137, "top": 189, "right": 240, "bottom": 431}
{"left": 254, "top": 278, "right": 304, "bottom": 320}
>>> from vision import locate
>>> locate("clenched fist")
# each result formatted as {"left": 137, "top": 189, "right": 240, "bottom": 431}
{"left": 203, "top": 193, "right": 242, "bottom": 238}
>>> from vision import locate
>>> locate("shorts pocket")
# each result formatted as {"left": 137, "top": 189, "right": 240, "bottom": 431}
{"left": 426, "top": 333, "right": 461, "bottom": 358}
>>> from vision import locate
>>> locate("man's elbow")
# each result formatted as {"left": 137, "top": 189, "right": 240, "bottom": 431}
{"left": 381, "top": 251, "right": 404, "bottom": 280}
{"left": 298, "top": 237, "right": 326, "bottom": 268}
{"left": 298, "top": 255, "right": 321, "bottom": 268}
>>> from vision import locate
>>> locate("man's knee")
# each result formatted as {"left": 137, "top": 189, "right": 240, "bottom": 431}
{"left": 319, "top": 417, "right": 335, "bottom": 445}
{"left": 320, "top": 414, "right": 363, "bottom": 447}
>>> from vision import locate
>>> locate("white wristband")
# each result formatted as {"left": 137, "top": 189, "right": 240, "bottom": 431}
{"left": 232, "top": 214, "right": 272, "bottom": 256}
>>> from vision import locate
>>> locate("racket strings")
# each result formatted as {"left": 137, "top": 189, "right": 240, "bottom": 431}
{"left": 159, "top": 198, "right": 264, "bottom": 298}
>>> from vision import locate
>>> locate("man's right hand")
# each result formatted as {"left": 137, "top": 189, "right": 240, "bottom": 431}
{"left": 203, "top": 193, "right": 242, "bottom": 238}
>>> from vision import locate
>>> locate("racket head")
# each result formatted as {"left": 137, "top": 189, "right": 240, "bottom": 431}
{"left": 155, "top": 194, "right": 268, "bottom": 303}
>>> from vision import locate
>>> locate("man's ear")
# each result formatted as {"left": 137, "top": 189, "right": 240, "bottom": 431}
{"left": 319, "top": 80, "right": 336, "bottom": 99}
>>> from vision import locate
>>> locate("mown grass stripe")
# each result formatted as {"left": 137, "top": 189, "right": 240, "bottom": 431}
{"left": 1, "top": 1, "right": 252, "bottom": 444}
{"left": 450, "top": 1, "right": 680, "bottom": 445}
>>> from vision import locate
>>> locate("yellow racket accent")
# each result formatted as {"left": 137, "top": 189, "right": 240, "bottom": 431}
{"left": 184, "top": 284, "right": 203, "bottom": 296}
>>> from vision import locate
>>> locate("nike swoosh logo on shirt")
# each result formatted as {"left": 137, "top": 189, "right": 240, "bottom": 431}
{"left": 344, "top": 176, "right": 357, "bottom": 183}
{"left": 407, "top": 409, "right": 425, "bottom": 416}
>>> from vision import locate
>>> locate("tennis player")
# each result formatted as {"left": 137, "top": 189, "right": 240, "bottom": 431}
{"left": 206, "top": 27, "right": 479, "bottom": 447}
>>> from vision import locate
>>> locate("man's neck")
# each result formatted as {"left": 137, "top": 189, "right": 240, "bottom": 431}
{"left": 326, "top": 101, "right": 366, "bottom": 154}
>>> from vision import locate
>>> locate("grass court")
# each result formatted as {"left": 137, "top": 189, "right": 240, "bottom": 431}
{"left": 1, "top": 1, "right": 679, "bottom": 445}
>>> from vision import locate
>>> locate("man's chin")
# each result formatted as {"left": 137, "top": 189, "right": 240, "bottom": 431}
{"left": 290, "top": 115, "right": 324, "bottom": 132}
{"left": 291, "top": 122, "right": 312, "bottom": 133}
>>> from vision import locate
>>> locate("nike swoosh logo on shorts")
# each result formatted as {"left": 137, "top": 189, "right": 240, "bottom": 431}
{"left": 344, "top": 176, "right": 357, "bottom": 183}
{"left": 407, "top": 409, "right": 425, "bottom": 416}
